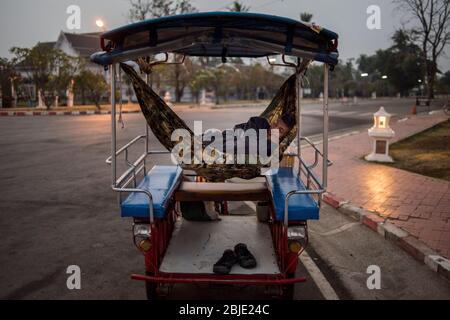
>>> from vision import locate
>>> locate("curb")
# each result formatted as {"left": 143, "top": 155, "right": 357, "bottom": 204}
{"left": 0, "top": 110, "right": 140, "bottom": 117}
{"left": 322, "top": 192, "right": 450, "bottom": 281}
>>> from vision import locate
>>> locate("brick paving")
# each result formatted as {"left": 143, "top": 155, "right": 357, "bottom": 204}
{"left": 309, "top": 112, "right": 450, "bottom": 258}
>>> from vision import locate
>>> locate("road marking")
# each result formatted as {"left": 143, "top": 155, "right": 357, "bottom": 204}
{"left": 305, "top": 130, "right": 361, "bottom": 146}
{"left": 300, "top": 251, "right": 340, "bottom": 300}
{"left": 309, "top": 222, "right": 359, "bottom": 236}
{"left": 340, "top": 111, "right": 359, "bottom": 116}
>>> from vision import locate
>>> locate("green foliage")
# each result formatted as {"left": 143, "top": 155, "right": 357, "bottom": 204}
{"left": 437, "top": 71, "right": 450, "bottom": 94}
{"left": 128, "top": 0, "right": 196, "bottom": 21}
{"left": 300, "top": 12, "right": 313, "bottom": 23}
{"left": 356, "top": 29, "right": 424, "bottom": 96}
{"left": 10, "top": 44, "right": 82, "bottom": 109}
{"left": 187, "top": 61, "right": 284, "bottom": 104}
{"left": 0, "top": 57, "right": 20, "bottom": 107}
{"left": 394, "top": 0, "right": 450, "bottom": 98}
{"left": 75, "top": 70, "right": 109, "bottom": 109}
{"left": 228, "top": 1, "right": 250, "bottom": 12}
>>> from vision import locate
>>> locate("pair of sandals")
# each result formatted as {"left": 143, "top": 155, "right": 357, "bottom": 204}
{"left": 213, "top": 243, "right": 257, "bottom": 275}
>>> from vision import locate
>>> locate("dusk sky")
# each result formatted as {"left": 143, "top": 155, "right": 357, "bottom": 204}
{"left": 1, "top": 0, "right": 449, "bottom": 71}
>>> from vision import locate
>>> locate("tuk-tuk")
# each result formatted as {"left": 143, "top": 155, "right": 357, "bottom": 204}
{"left": 91, "top": 12, "right": 338, "bottom": 299}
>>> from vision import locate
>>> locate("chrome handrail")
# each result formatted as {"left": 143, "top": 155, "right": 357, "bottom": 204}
{"left": 300, "top": 137, "right": 333, "bottom": 169}
{"left": 116, "top": 152, "right": 147, "bottom": 187}
{"left": 299, "top": 158, "right": 321, "bottom": 189}
{"left": 106, "top": 135, "right": 146, "bottom": 164}
{"left": 284, "top": 189, "right": 325, "bottom": 226}
{"left": 112, "top": 186, "right": 155, "bottom": 223}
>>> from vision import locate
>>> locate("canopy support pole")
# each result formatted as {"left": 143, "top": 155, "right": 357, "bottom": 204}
{"left": 322, "top": 64, "right": 329, "bottom": 189}
{"left": 145, "top": 74, "right": 150, "bottom": 176}
{"left": 296, "top": 59, "right": 302, "bottom": 178}
{"left": 111, "top": 64, "right": 117, "bottom": 188}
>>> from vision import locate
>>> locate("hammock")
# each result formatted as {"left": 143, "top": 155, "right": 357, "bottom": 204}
{"left": 121, "top": 61, "right": 308, "bottom": 182}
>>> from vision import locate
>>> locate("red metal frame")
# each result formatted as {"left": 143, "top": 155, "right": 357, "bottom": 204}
{"left": 132, "top": 273, "right": 306, "bottom": 285}
{"left": 133, "top": 199, "right": 308, "bottom": 288}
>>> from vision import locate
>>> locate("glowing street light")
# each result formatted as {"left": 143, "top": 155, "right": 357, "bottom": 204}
{"left": 96, "top": 19, "right": 105, "bottom": 29}
{"left": 381, "top": 75, "right": 388, "bottom": 79}
{"left": 361, "top": 73, "right": 369, "bottom": 77}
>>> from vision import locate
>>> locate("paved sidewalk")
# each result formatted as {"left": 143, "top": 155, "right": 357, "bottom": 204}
{"left": 314, "top": 112, "right": 450, "bottom": 259}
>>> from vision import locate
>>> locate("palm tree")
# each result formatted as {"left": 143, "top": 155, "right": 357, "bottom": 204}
{"left": 300, "top": 12, "right": 313, "bottom": 23}
{"left": 228, "top": 1, "right": 250, "bottom": 12}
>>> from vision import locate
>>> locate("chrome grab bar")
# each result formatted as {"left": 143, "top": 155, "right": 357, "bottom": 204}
{"left": 284, "top": 152, "right": 325, "bottom": 189}
{"left": 116, "top": 152, "right": 147, "bottom": 187}
{"left": 284, "top": 189, "right": 325, "bottom": 226}
{"left": 300, "top": 137, "right": 333, "bottom": 168}
{"left": 112, "top": 186, "right": 155, "bottom": 223}
{"left": 114, "top": 150, "right": 171, "bottom": 188}
{"left": 106, "top": 135, "right": 146, "bottom": 164}
{"left": 299, "top": 158, "right": 321, "bottom": 190}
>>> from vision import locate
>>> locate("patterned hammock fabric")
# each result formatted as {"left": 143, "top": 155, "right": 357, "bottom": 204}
{"left": 120, "top": 61, "right": 308, "bottom": 182}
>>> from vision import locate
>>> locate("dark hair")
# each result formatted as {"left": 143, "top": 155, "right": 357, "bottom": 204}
{"left": 280, "top": 114, "right": 296, "bottom": 128}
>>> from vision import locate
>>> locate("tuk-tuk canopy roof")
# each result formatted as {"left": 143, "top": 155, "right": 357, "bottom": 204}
{"left": 91, "top": 12, "right": 339, "bottom": 66}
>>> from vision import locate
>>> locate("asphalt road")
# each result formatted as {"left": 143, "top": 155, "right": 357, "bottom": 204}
{"left": 0, "top": 97, "right": 449, "bottom": 299}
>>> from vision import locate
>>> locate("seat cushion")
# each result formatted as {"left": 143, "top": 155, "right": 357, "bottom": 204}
{"left": 121, "top": 165, "right": 182, "bottom": 219}
{"left": 265, "top": 167, "right": 319, "bottom": 221}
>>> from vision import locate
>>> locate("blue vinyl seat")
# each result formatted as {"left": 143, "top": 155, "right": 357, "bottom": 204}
{"left": 265, "top": 167, "right": 319, "bottom": 221}
{"left": 121, "top": 165, "right": 182, "bottom": 219}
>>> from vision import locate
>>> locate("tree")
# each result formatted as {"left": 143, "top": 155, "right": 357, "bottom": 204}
{"left": 128, "top": 0, "right": 197, "bottom": 102}
{"left": 300, "top": 12, "right": 313, "bottom": 23}
{"left": 0, "top": 57, "right": 20, "bottom": 108}
{"left": 228, "top": 1, "right": 250, "bottom": 12}
{"left": 437, "top": 71, "right": 450, "bottom": 93}
{"left": 128, "top": 0, "right": 152, "bottom": 21}
{"left": 356, "top": 29, "right": 424, "bottom": 96}
{"left": 395, "top": 0, "right": 450, "bottom": 98}
{"left": 128, "top": 0, "right": 196, "bottom": 21}
{"left": 330, "top": 59, "right": 357, "bottom": 97}
{"left": 189, "top": 68, "right": 210, "bottom": 103}
{"left": 10, "top": 45, "right": 80, "bottom": 109}
{"left": 196, "top": 66, "right": 233, "bottom": 105}
{"left": 171, "top": 56, "right": 195, "bottom": 102}
{"left": 385, "top": 29, "right": 424, "bottom": 95}
{"left": 304, "top": 64, "right": 323, "bottom": 98}
{"left": 75, "top": 70, "right": 109, "bottom": 109}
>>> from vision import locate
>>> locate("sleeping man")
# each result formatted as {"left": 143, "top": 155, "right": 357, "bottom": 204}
{"left": 234, "top": 114, "right": 295, "bottom": 145}
{"left": 184, "top": 114, "right": 296, "bottom": 222}
{"left": 202, "top": 113, "right": 296, "bottom": 163}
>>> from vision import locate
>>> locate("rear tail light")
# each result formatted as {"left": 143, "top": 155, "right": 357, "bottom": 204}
{"left": 133, "top": 223, "right": 151, "bottom": 252}
{"left": 287, "top": 225, "right": 308, "bottom": 254}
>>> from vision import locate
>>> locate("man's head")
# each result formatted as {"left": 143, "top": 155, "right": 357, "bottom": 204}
{"left": 270, "top": 114, "right": 295, "bottom": 140}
